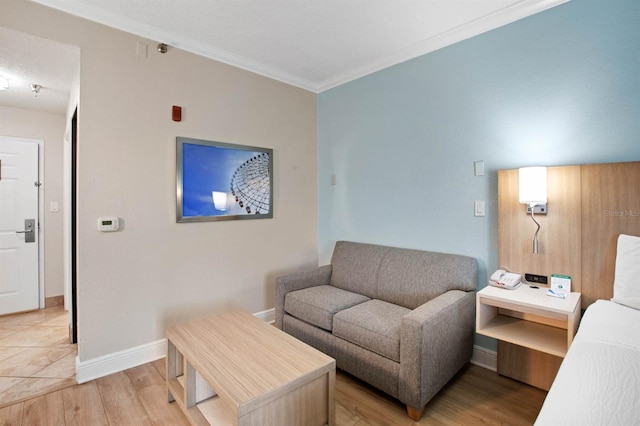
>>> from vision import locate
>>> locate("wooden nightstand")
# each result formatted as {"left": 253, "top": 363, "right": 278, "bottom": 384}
{"left": 476, "top": 285, "right": 581, "bottom": 390}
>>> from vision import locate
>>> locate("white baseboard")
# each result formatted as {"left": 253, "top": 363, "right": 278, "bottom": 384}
{"left": 75, "top": 308, "right": 277, "bottom": 384}
{"left": 253, "top": 307, "right": 275, "bottom": 324}
{"left": 470, "top": 345, "right": 497, "bottom": 371}
{"left": 76, "top": 339, "right": 167, "bottom": 384}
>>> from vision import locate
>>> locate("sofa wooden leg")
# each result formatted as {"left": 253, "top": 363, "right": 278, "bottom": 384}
{"left": 407, "top": 405, "right": 425, "bottom": 421}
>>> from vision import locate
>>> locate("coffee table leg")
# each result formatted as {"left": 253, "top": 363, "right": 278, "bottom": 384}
{"left": 186, "top": 361, "right": 197, "bottom": 408}
{"left": 327, "top": 370, "right": 336, "bottom": 426}
{"left": 166, "top": 340, "right": 177, "bottom": 402}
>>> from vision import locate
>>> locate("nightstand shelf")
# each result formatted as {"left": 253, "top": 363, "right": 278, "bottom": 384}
{"left": 479, "top": 313, "right": 568, "bottom": 357}
{"left": 476, "top": 285, "right": 581, "bottom": 390}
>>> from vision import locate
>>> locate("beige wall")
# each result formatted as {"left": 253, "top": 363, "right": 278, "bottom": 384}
{"left": 2, "top": 1, "right": 318, "bottom": 362}
{"left": 0, "top": 105, "right": 66, "bottom": 299}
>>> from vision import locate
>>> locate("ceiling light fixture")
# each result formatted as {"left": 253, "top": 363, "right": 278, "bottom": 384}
{"left": 0, "top": 75, "right": 8, "bottom": 90}
{"left": 30, "top": 84, "right": 42, "bottom": 96}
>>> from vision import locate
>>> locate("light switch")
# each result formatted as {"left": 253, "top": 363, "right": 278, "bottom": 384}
{"left": 474, "top": 201, "right": 485, "bottom": 217}
{"left": 474, "top": 161, "right": 485, "bottom": 176}
{"left": 50, "top": 201, "right": 59, "bottom": 213}
{"left": 136, "top": 41, "right": 148, "bottom": 58}
{"left": 330, "top": 174, "right": 337, "bottom": 186}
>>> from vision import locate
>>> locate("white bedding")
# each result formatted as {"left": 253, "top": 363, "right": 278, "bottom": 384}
{"left": 535, "top": 299, "right": 640, "bottom": 425}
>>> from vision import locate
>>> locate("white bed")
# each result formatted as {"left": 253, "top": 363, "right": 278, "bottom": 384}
{"left": 534, "top": 299, "right": 640, "bottom": 425}
{"left": 535, "top": 234, "right": 640, "bottom": 425}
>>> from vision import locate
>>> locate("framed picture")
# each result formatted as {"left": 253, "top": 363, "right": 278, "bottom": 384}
{"left": 176, "top": 137, "right": 273, "bottom": 222}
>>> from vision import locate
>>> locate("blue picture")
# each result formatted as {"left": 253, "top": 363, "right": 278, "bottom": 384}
{"left": 176, "top": 137, "right": 273, "bottom": 222}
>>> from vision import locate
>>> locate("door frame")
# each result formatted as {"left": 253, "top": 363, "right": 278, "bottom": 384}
{"left": 70, "top": 108, "right": 77, "bottom": 343}
{"left": 62, "top": 109, "right": 77, "bottom": 343}
{"left": 36, "top": 138, "right": 45, "bottom": 309}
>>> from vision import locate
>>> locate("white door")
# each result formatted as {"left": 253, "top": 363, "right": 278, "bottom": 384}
{"left": 0, "top": 136, "right": 39, "bottom": 315}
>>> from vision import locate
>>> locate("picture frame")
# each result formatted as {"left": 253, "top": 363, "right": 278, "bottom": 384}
{"left": 176, "top": 137, "right": 273, "bottom": 222}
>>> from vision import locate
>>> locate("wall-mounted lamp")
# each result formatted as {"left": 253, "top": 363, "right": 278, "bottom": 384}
{"left": 212, "top": 191, "right": 228, "bottom": 211}
{"left": 519, "top": 166, "right": 547, "bottom": 254}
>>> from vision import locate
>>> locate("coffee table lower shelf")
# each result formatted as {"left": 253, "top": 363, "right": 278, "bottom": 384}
{"left": 168, "top": 376, "right": 235, "bottom": 425}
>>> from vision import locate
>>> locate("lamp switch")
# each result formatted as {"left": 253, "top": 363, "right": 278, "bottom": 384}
{"left": 474, "top": 201, "right": 485, "bottom": 217}
{"left": 526, "top": 204, "right": 547, "bottom": 214}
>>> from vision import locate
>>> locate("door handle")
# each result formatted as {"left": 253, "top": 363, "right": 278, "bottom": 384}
{"left": 16, "top": 219, "right": 36, "bottom": 243}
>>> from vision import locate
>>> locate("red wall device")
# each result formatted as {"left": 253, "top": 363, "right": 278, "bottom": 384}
{"left": 172, "top": 105, "right": 182, "bottom": 122}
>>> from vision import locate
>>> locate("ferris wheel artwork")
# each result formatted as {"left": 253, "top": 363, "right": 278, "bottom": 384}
{"left": 176, "top": 137, "right": 273, "bottom": 223}
{"left": 230, "top": 152, "right": 271, "bottom": 215}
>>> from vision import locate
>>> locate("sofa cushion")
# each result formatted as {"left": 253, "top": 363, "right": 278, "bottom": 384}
{"left": 377, "top": 247, "right": 478, "bottom": 309}
{"left": 330, "top": 241, "right": 392, "bottom": 299}
{"left": 284, "top": 285, "right": 370, "bottom": 331}
{"left": 329, "top": 241, "right": 478, "bottom": 309}
{"left": 333, "top": 299, "right": 410, "bottom": 362}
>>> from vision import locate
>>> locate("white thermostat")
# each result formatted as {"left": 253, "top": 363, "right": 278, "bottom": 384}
{"left": 98, "top": 217, "right": 120, "bottom": 232}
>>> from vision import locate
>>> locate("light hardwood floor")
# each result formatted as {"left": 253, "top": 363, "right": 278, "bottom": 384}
{"left": 0, "top": 306, "right": 76, "bottom": 408}
{"left": 0, "top": 358, "right": 546, "bottom": 425}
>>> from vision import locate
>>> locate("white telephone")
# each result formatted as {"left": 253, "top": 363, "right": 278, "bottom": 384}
{"left": 489, "top": 270, "right": 522, "bottom": 290}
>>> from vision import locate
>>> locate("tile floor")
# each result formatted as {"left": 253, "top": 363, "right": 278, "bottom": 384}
{"left": 0, "top": 306, "right": 76, "bottom": 408}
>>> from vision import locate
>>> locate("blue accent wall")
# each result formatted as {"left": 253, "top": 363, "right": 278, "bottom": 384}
{"left": 318, "top": 0, "right": 640, "bottom": 348}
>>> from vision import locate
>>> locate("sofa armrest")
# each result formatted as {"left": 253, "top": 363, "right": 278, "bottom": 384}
{"left": 399, "top": 290, "right": 475, "bottom": 409}
{"left": 275, "top": 264, "right": 332, "bottom": 329}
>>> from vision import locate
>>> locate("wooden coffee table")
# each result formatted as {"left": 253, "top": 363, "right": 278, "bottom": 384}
{"left": 166, "top": 310, "right": 335, "bottom": 425}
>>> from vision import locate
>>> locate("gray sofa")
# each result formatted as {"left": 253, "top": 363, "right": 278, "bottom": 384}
{"left": 275, "top": 241, "right": 478, "bottom": 420}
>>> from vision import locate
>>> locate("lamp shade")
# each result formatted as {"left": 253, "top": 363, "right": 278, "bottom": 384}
{"left": 212, "top": 191, "right": 228, "bottom": 211}
{"left": 518, "top": 167, "right": 547, "bottom": 205}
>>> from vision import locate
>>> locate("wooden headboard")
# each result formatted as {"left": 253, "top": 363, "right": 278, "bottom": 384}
{"left": 498, "top": 161, "right": 640, "bottom": 308}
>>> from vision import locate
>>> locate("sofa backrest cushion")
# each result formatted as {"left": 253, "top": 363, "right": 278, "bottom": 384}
{"left": 330, "top": 241, "right": 478, "bottom": 309}
{"left": 377, "top": 247, "right": 477, "bottom": 309}
{"left": 330, "top": 241, "right": 392, "bottom": 299}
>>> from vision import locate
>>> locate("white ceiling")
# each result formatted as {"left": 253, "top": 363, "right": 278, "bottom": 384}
{"left": 1, "top": 0, "right": 567, "bottom": 114}
{"left": 0, "top": 26, "right": 79, "bottom": 114}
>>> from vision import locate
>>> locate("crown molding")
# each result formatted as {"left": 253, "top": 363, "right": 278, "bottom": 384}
{"left": 31, "top": 0, "right": 568, "bottom": 94}
{"left": 30, "top": 0, "right": 319, "bottom": 91}
{"left": 316, "top": 0, "right": 570, "bottom": 92}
